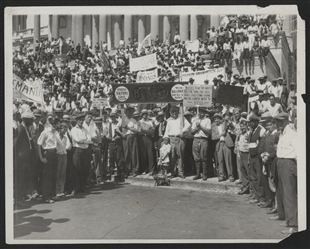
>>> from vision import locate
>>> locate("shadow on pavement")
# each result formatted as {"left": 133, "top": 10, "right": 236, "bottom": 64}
{"left": 14, "top": 209, "right": 69, "bottom": 238}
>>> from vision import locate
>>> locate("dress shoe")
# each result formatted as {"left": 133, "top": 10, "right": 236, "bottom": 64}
{"left": 238, "top": 188, "right": 250, "bottom": 195}
{"left": 202, "top": 176, "right": 207, "bottom": 181}
{"left": 267, "top": 208, "right": 277, "bottom": 214}
{"left": 257, "top": 202, "right": 266, "bottom": 207}
{"left": 179, "top": 175, "right": 186, "bottom": 179}
{"left": 279, "top": 221, "right": 289, "bottom": 227}
{"left": 281, "top": 227, "right": 298, "bottom": 234}
{"left": 218, "top": 178, "right": 226, "bottom": 182}
{"left": 43, "top": 199, "right": 55, "bottom": 204}
{"left": 249, "top": 199, "right": 259, "bottom": 204}
{"left": 269, "top": 215, "right": 284, "bottom": 220}
{"left": 193, "top": 175, "right": 201, "bottom": 180}
{"left": 260, "top": 202, "right": 272, "bottom": 208}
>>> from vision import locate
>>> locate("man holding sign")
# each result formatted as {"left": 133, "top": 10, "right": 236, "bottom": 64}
{"left": 191, "top": 107, "right": 212, "bottom": 181}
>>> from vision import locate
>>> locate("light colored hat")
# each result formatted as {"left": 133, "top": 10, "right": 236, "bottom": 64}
{"left": 21, "top": 110, "right": 35, "bottom": 119}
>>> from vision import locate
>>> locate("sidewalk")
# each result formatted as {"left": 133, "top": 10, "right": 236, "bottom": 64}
{"left": 125, "top": 174, "right": 241, "bottom": 194}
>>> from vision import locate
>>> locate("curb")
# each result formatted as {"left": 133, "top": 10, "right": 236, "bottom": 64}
{"left": 125, "top": 175, "right": 240, "bottom": 194}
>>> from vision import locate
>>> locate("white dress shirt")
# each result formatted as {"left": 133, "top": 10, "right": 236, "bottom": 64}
{"left": 277, "top": 125, "right": 297, "bottom": 159}
{"left": 164, "top": 116, "right": 190, "bottom": 137}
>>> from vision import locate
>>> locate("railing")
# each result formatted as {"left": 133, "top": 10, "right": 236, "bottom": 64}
{"left": 12, "top": 26, "right": 49, "bottom": 40}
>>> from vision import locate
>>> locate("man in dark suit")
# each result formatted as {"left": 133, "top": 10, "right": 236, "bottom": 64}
{"left": 211, "top": 113, "right": 235, "bottom": 182}
{"left": 14, "top": 110, "right": 35, "bottom": 208}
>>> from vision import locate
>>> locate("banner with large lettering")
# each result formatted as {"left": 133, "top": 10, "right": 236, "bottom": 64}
{"left": 184, "top": 40, "right": 199, "bottom": 52}
{"left": 129, "top": 53, "right": 157, "bottom": 72}
{"left": 217, "top": 85, "right": 244, "bottom": 106}
{"left": 111, "top": 82, "right": 187, "bottom": 104}
{"left": 92, "top": 98, "right": 109, "bottom": 109}
{"left": 180, "top": 67, "right": 226, "bottom": 85}
{"left": 136, "top": 69, "right": 158, "bottom": 83}
{"left": 183, "top": 85, "right": 212, "bottom": 107}
{"left": 13, "top": 74, "right": 44, "bottom": 103}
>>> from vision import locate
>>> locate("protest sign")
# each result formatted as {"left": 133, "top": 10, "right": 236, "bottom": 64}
{"left": 216, "top": 85, "right": 244, "bottom": 106}
{"left": 52, "top": 54, "right": 70, "bottom": 67}
{"left": 111, "top": 82, "right": 186, "bottom": 104}
{"left": 185, "top": 40, "right": 199, "bottom": 52}
{"left": 183, "top": 85, "right": 212, "bottom": 107}
{"left": 92, "top": 98, "right": 109, "bottom": 109}
{"left": 180, "top": 67, "right": 226, "bottom": 85}
{"left": 129, "top": 53, "right": 157, "bottom": 72}
{"left": 136, "top": 69, "right": 158, "bottom": 83}
{"left": 13, "top": 74, "right": 44, "bottom": 103}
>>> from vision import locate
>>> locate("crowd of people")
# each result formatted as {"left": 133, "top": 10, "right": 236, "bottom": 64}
{"left": 13, "top": 14, "right": 298, "bottom": 235}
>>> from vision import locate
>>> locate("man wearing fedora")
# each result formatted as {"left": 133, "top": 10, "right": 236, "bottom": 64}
{"left": 71, "top": 113, "right": 90, "bottom": 194}
{"left": 37, "top": 113, "right": 59, "bottom": 203}
{"left": 14, "top": 110, "right": 35, "bottom": 207}
{"left": 121, "top": 106, "right": 140, "bottom": 177}
{"left": 191, "top": 107, "right": 212, "bottom": 181}
{"left": 247, "top": 113, "right": 266, "bottom": 204}
{"left": 154, "top": 111, "right": 167, "bottom": 163}
{"left": 164, "top": 105, "right": 190, "bottom": 179}
{"left": 212, "top": 113, "right": 235, "bottom": 182}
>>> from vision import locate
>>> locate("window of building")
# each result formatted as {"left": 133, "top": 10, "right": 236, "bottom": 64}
{"left": 59, "top": 16, "right": 67, "bottom": 29}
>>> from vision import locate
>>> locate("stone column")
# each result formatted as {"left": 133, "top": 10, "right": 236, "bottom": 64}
{"left": 52, "top": 15, "right": 59, "bottom": 39}
{"left": 179, "top": 15, "right": 189, "bottom": 42}
{"left": 151, "top": 15, "right": 159, "bottom": 40}
{"left": 163, "top": 15, "right": 171, "bottom": 44}
{"left": 138, "top": 15, "right": 146, "bottom": 42}
{"left": 47, "top": 15, "right": 52, "bottom": 40}
{"left": 71, "top": 15, "right": 76, "bottom": 43}
{"left": 75, "top": 15, "right": 84, "bottom": 47}
{"left": 84, "top": 15, "right": 92, "bottom": 47}
{"left": 99, "top": 15, "right": 107, "bottom": 43}
{"left": 210, "top": 15, "right": 219, "bottom": 28}
{"left": 124, "top": 15, "right": 132, "bottom": 45}
{"left": 190, "top": 15, "right": 198, "bottom": 40}
{"left": 114, "top": 15, "right": 121, "bottom": 48}
{"left": 92, "top": 15, "right": 99, "bottom": 50}
{"left": 33, "top": 15, "right": 40, "bottom": 44}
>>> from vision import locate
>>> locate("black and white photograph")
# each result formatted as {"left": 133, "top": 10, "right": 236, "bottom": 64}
{"left": 4, "top": 5, "right": 306, "bottom": 243}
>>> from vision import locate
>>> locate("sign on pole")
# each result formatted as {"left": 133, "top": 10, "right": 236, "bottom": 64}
{"left": 183, "top": 85, "right": 212, "bottom": 107}
{"left": 129, "top": 53, "right": 157, "bottom": 72}
{"left": 92, "top": 98, "right": 109, "bottom": 109}
{"left": 111, "top": 82, "right": 186, "bottom": 104}
{"left": 217, "top": 85, "right": 244, "bottom": 106}
{"left": 136, "top": 68, "right": 158, "bottom": 83}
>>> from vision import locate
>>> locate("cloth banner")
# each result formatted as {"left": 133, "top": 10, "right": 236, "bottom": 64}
{"left": 136, "top": 69, "right": 158, "bottom": 83}
{"left": 129, "top": 53, "right": 157, "bottom": 72}
{"left": 183, "top": 85, "right": 212, "bottom": 107}
{"left": 217, "top": 85, "right": 244, "bottom": 106}
{"left": 13, "top": 74, "right": 44, "bottom": 104}
{"left": 92, "top": 98, "right": 109, "bottom": 109}
{"left": 180, "top": 67, "right": 226, "bottom": 85}
{"left": 184, "top": 40, "right": 199, "bottom": 52}
{"left": 111, "top": 82, "right": 186, "bottom": 104}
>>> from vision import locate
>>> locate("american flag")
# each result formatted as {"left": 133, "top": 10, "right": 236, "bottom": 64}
{"left": 99, "top": 42, "right": 111, "bottom": 73}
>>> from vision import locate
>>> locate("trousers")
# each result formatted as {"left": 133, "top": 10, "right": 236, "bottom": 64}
{"left": 41, "top": 150, "right": 57, "bottom": 200}
{"left": 169, "top": 137, "right": 186, "bottom": 176}
{"left": 72, "top": 147, "right": 88, "bottom": 191}
{"left": 123, "top": 134, "right": 139, "bottom": 175}
{"left": 109, "top": 139, "right": 124, "bottom": 175}
{"left": 56, "top": 154, "right": 67, "bottom": 195}
{"left": 249, "top": 154, "right": 262, "bottom": 201}
{"left": 192, "top": 138, "right": 208, "bottom": 162}
{"left": 277, "top": 158, "right": 298, "bottom": 227}
{"left": 14, "top": 149, "right": 31, "bottom": 201}
{"left": 239, "top": 152, "right": 250, "bottom": 188}
{"left": 217, "top": 141, "right": 233, "bottom": 180}
{"left": 139, "top": 135, "right": 155, "bottom": 173}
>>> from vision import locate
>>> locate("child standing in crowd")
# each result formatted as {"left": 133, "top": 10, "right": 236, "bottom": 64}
{"left": 159, "top": 137, "right": 171, "bottom": 177}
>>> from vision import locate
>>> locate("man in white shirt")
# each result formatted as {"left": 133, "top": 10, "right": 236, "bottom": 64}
{"left": 71, "top": 113, "right": 90, "bottom": 194}
{"left": 266, "top": 95, "right": 283, "bottom": 117}
{"left": 191, "top": 107, "right": 211, "bottom": 181}
{"left": 138, "top": 109, "right": 156, "bottom": 175}
{"left": 260, "top": 34, "right": 270, "bottom": 59}
{"left": 164, "top": 105, "right": 190, "bottom": 179}
{"left": 274, "top": 112, "right": 298, "bottom": 234}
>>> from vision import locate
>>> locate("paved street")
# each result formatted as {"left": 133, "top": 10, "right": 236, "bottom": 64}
{"left": 14, "top": 182, "right": 287, "bottom": 240}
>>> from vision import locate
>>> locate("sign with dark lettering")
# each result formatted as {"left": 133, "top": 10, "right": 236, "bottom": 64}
{"left": 111, "top": 82, "right": 187, "bottom": 104}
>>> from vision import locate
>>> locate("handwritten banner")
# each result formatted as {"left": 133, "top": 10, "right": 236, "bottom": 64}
{"left": 183, "top": 85, "right": 212, "bottom": 107}
{"left": 185, "top": 40, "right": 199, "bottom": 52}
{"left": 111, "top": 82, "right": 187, "bottom": 104}
{"left": 92, "top": 98, "right": 109, "bottom": 109}
{"left": 129, "top": 53, "right": 157, "bottom": 72}
{"left": 136, "top": 69, "right": 158, "bottom": 83}
{"left": 180, "top": 67, "right": 226, "bottom": 85}
{"left": 13, "top": 74, "right": 44, "bottom": 103}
